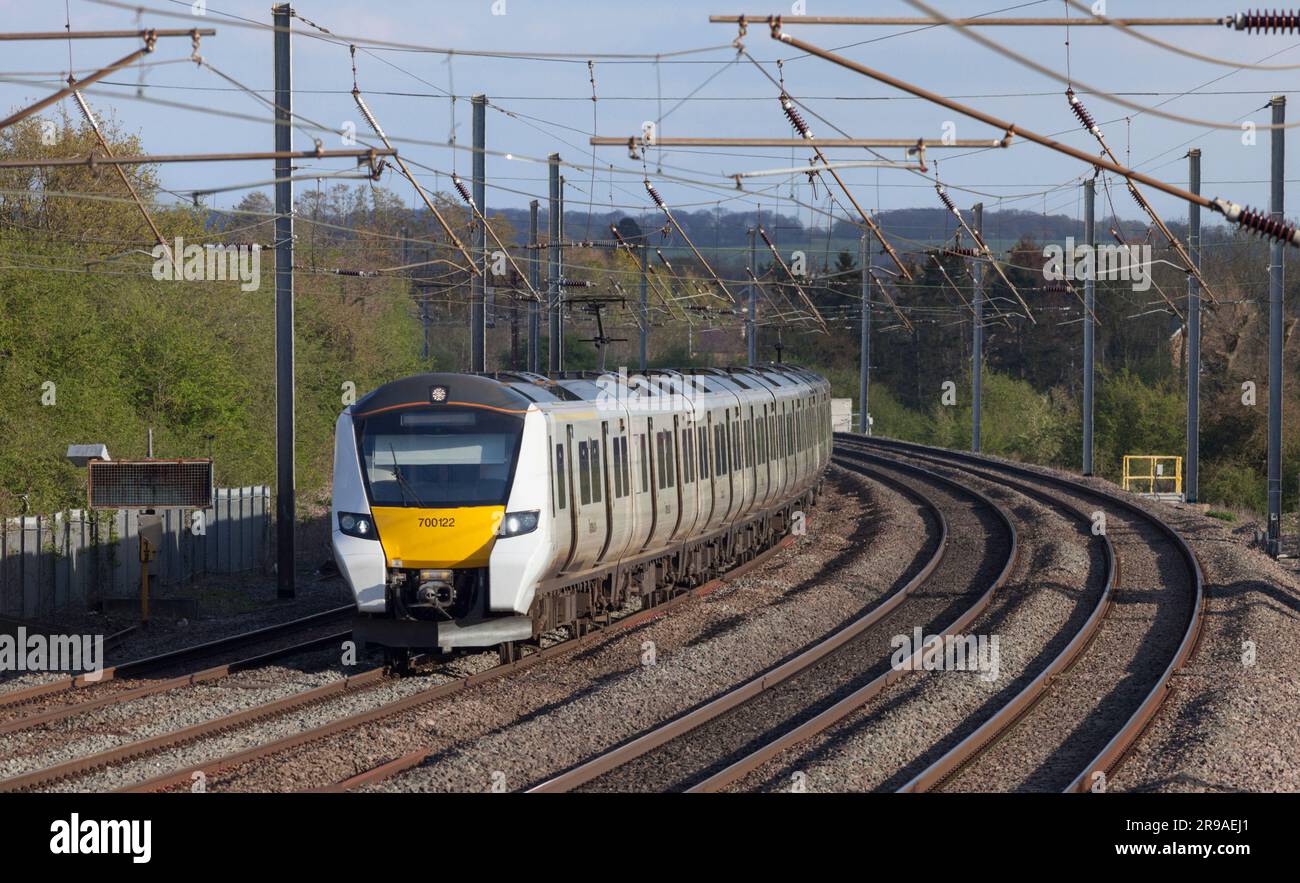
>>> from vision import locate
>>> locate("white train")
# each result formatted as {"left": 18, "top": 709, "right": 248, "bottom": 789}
{"left": 331, "top": 366, "right": 831, "bottom": 661}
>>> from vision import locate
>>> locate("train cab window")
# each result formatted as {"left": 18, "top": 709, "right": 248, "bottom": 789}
{"left": 612, "top": 436, "right": 624, "bottom": 498}
{"left": 554, "top": 444, "right": 566, "bottom": 510}
{"left": 640, "top": 434, "right": 649, "bottom": 492}
{"left": 358, "top": 407, "right": 523, "bottom": 508}
{"left": 578, "top": 441, "right": 591, "bottom": 505}
{"left": 590, "top": 441, "right": 602, "bottom": 503}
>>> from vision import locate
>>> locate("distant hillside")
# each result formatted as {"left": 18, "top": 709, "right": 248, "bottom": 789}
{"left": 483, "top": 205, "right": 1179, "bottom": 253}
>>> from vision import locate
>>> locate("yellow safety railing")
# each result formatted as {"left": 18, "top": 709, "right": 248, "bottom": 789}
{"left": 1122, "top": 455, "right": 1183, "bottom": 496}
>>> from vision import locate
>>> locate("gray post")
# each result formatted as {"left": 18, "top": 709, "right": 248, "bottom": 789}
{"left": 548, "top": 154, "right": 561, "bottom": 373}
{"left": 470, "top": 94, "right": 487, "bottom": 373}
{"left": 558, "top": 176, "right": 565, "bottom": 370}
{"left": 747, "top": 225, "right": 758, "bottom": 366}
{"left": 528, "top": 199, "right": 540, "bottom": 373}
{"left": 639, "top": 232, "right": 648, "bottom": 370}
{"left": 1269, "top": 96, "right": 1286, "bottom": 555}
{"left": 1186, "top": 149, "right": 1201, "bottom": 503}
{"left": 972, "top": 202, "right": 983, "bottom": 453}
{"left": 858, "top": 234, "right": 871, "bottom": 434}
{"left": 1083, "top": 179, "right": 1096, "bottom": 477}
{"left": 272, "top": 3, "right": 294, "bottom": 599}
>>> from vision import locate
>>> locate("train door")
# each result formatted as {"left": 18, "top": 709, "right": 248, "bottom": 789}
{"left": 759, "top": 402, "right": 771, "bottom": 509}
{"left": 596, "top": 420, "right": 615, "bottom": 562}
{"left": 745, "top": 405, "right": 757, "bottom": 516}
{"left": 679, "top": 415, "right": 696, "bottom": 538}
{"left": 698, "top": 422, "right": 715, "bottom": 530}
{"left": 560, "top": 424, "right": 579, "bottom": 572}
{"left": 643, "top": 416, "right": 660, "bottom": 550}
{"left": 669, "top": 415, "right": 685, "bottom": 541}
{"left": 723, "top": 409, "right": 737, "bottom": 524}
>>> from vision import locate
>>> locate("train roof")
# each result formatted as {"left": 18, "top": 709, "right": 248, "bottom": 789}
{"left": 350, "top": 366, "right": 825, "bottom": 416}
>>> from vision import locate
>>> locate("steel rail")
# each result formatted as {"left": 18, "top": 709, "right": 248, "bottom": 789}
{"left": 125, "top": 535, "right": 799, "bottom": 793}
{"left": 843, "top": 434, "right": 1205, "bottom": 794}
{"left": 525, "top": 459, "right": 949, "bottom": 793}
{"left": 0, "top": 604, "right": 354, "bottom": 709}
{"left": 0, "top": 631, "right": 350, "bottom": 737}
{"left": 0, "top": 667, "right": 388, "bottom": 792}
{"left": 831, "top": 440, "right": 1119, "bottom": 792}
{"left": 684, "top": 450, "right": 1018, "bottom": 792}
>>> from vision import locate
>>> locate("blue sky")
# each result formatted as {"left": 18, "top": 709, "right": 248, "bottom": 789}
{"left": 2, "top": 0, "right": 1298, "bottom": 232}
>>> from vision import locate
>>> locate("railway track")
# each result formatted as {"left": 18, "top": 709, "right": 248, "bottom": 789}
{"left": 0, "top": 605, "right": 355, "bottom": 740}
{"left": 0, "top": 439, "right": 1204, "bottom": 794}
{"left": 87, "top": 533, "right": 800, "bottom": 793}
{"left": 524, "top": 451, "right": 1018, "bottom": 793}
{"left": 838, "top": 436, "right": 1203, "bottom": 794}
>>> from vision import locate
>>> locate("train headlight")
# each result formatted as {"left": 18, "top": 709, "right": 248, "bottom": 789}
{"left": 498, "top": 510, "right": 540, "bottom": 538}
{"left": 338, "top": 512, "right": 378, "bottom": 540}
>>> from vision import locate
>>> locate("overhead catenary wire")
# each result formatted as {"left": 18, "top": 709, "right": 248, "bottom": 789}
{"left": 0, "top": 36, "right": 157, "bottom": 130}
{"left": 767, "top": 24, "right": 1300, "bottom": 248}
{"left": 350, "top": 86, "right": 478, "bottom": 274}
{"left": 935, "top": 182, "right": 1034, "bottom": 322}
{"left": 1065, "top": 87, "right": 1211, "bottom": 308}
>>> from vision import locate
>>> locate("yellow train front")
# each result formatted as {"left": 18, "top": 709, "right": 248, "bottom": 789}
{"left": 331, "top": 373, "right": 547, "bottom": 658}
{"left": 332, "top": 367, "right": 832, "bottom": 662}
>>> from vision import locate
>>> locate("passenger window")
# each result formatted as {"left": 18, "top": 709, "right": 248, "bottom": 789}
{"left": 700, "top": 427, "right": 710, "bottom": 479}
{"left": 578, "top": 442, "right": 591, "bottom": 505}
{"left": 656, "top": 432, "right": 666, "bottom": 489}
{"left": 666, "top": 433, "right": 676, "bottom": 487}
{"left": 591, "top": 441, "right": 602, "bottom": 503}
{"left": 555, "top": 444, "right": 566, "bottom": 510}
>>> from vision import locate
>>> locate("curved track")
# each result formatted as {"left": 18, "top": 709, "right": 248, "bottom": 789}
{"left": 0, "top": 605, "right": 355, "bottom": 741}
{"left": 526, "top": 451, "right": 1017, "bottom": 793}
{"left": 841, "top": 436, "right": 1203, "bottom": 794}
{"left": 105, "top": 533, "right": 799, "bottom": 793}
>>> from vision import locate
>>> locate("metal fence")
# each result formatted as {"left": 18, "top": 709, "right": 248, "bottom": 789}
{"left": 0, "top": 486, "right": 270, "bottom": 620}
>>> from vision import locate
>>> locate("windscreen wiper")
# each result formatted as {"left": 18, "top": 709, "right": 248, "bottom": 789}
{"left": 388, "top": 443, "right": 426, "bottom": 508}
